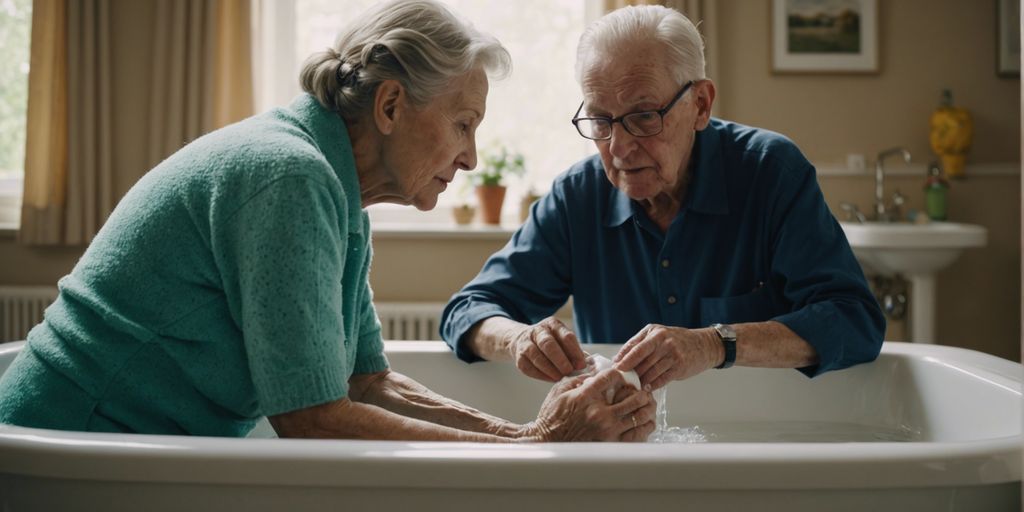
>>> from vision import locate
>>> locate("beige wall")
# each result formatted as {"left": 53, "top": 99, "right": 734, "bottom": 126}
{"left": 716, "top": 0, "right": 1019, "bottom": 165}
{"left": 0, "top": 1, "right": 1020, "bottom": 361}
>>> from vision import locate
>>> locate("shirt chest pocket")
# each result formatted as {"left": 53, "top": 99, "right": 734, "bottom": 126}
{"left": 700, "top": 286, "right": 777, "bottom": 326}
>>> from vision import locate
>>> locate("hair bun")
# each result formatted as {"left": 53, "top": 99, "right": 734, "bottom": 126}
{"left": 335, "top": 61, "right": 362, "bottom": 88}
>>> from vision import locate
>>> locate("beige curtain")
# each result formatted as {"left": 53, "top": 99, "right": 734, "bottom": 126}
{"left": 213, "top": 0, "right": 254, "bottom": 128}
{"left": 147, "top": 0, "right": 253, "bottom": 170}
{"left": 601, "top": 0, "right": 719, "bottom": 86}
{"left": 20, "top": 0, "right": 68, "bottom": 244}
{"left": 20, "top": 0, "right": 254, "bottom": 246}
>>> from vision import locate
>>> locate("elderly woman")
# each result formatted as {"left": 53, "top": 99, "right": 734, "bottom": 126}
{"left": 0, "top": 0, "right": 655, "bottom": 442}
{"left": 442, "top": 6, "right": 884, "bottom": 387}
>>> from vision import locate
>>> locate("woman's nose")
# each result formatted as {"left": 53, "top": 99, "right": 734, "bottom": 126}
{"left": 458, "top": 137, "right": 478, "bottom": 171}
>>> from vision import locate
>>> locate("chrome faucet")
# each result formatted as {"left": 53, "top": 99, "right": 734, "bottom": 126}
{"left": 874, "top": 148, "right": 912, "bottom": 222}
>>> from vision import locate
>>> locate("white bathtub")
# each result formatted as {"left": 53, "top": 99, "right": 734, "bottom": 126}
{"left": 0, "top": 340, "right": 1019, "bottom": 511}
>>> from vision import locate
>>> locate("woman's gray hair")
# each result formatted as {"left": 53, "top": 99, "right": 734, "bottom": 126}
{"left": 300, "top": 0, "right": 511, "bottom": 118}
{"left": 575, "top": 5, "right": 705, "bottom": 86}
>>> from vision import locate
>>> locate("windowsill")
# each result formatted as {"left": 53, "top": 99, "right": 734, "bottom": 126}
{"left": 371, "top": 221, "right": 517, "bottom": 240}
{"left": 366, "top": 204, "right": 521, "bottom": 240}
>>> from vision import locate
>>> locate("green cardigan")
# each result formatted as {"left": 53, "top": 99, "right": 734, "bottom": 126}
{"left": 0, "top": 94, "right": 389, "bottom": 436}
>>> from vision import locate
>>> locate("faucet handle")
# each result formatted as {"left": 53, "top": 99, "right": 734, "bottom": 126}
{"left": 888, "top": 190, "right": 905, "bottom": 221}
{"left": 839, "top": 202, "right": 867, "bottom": 223}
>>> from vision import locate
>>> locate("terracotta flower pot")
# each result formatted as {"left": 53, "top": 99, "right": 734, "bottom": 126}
{"left": 475, "top": 185, "right": 506, "bottom": 225}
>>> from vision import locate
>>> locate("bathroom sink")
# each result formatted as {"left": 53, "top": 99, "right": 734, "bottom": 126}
{"left": 839, "top": 221, "right": 987, "bottom": 276}
{"left": 839, "top": 221, "right": 987, "bottom": 343}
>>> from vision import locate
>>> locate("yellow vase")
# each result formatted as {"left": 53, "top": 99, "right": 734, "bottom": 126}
{"left": 928, "top": 89, "right": 973, "bottom": 179}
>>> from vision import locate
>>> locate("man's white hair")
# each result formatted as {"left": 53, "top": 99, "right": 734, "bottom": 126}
{"left": 575, "top": 5, "right": 705, "bottom": 86}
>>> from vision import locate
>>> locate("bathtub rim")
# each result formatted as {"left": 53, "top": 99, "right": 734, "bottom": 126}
{"left": 0, "top": 340, "right": 1020, "bottom": 492}
{"left": 0, "top": 423, "right": 1019, "bottom": 491}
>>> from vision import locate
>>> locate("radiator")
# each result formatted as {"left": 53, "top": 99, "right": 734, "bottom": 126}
{"left": 0, "top": 286, "right": 58, "bottom": 343}
{"left": 374, "top": 302, "right": 446, "bottom": 341}
{"left": 0, "top": 288, "right": 445, "bottom": 343}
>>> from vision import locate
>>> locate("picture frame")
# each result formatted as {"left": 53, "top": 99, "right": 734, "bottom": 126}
{"left": 772, "top": 0, "right": 878, "bottom": 74}
{"left": 997, "top": 0, "right": 1020, "bottom": 77}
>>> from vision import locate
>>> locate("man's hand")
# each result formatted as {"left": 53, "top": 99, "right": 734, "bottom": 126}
{"left": 504, "top": 317, "right": 587, "bottom": 382}
{"left": 613, "top": 324, "right": 722, "bottom": 389}
{"left": 526, "top": 369, "right": 656, "bottom": 442}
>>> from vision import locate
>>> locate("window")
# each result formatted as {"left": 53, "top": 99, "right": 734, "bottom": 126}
{"left": 255, "top": 0, "right": 600, "bottom": 223}
{"left": 0, "top": 0, "right": 31, "bottom": 228}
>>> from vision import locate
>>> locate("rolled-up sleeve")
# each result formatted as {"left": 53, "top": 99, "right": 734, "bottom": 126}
{"left": 215, "top": 175, "right": 350, "bottom": 416}
{"left": 765, "top": 162, "right": 885, "bottom": 377}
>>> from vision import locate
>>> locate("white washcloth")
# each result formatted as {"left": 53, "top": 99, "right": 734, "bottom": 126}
{"left": 573, "top": 354, "right": 641, "bottom": 404}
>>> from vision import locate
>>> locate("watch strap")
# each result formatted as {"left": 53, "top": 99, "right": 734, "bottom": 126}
{"left": 712, "top": 323, "right": 737, "bottom": 369}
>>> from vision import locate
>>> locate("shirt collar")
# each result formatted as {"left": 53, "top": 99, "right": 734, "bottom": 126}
{"left": 603, "top": 120, "right": 730, "bottom": 227}
{"left": 289, "top": 94, "right": 364, "bottom": 235}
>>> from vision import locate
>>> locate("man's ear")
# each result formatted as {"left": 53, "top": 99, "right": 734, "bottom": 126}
{"left": 374, "top": 80, "right": 404, "bottom": 135}
{"left": 693, "top": 79, "right": 717, "bottom": 131}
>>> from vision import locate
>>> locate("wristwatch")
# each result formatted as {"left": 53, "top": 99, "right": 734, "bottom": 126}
{"left": 711, "top": 323, "right": 737, "bottom": 369}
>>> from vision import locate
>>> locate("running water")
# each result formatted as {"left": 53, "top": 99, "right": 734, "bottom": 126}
{"left": 647, "top": 387, "right": 713, "bottom": 443}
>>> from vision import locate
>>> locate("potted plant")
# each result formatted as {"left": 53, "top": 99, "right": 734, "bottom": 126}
{"left": 450, "top": 178, "right": 476, "bottom": 226}
{"left": 473, "top": 146, "right": 525, "bottom": 225}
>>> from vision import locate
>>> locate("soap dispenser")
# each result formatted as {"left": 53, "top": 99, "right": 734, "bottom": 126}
{"left": 924, "top": 162, "right": 948, "bottom": 221}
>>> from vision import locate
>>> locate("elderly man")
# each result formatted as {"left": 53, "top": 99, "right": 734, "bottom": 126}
{"left": 440, "top": 5, "right": 884, "bottom": 389}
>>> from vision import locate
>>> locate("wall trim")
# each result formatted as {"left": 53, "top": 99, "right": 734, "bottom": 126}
{"left": 816, "top": 162, "right": 1020, "bottom": 177}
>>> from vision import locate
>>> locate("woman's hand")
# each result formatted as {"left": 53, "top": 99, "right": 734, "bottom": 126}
{"left": 504, "top": 317, "right": 587, "bottom": 382}
{"left": 614, "top": 324, "right": 722, "bottom": 389}
{"left": 525, "top": 368, "right": 656, "bottom": 442}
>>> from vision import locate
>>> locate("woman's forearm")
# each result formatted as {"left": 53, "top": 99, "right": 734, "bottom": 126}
{"left": 269, "top": 396, "right": 535, "bottom": 442}
{"left": 351, "top": 370, "right": 525, "bottom": 438}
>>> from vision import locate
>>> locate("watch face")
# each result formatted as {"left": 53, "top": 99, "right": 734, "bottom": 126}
{"left": 714, "top": 323, "right": 736, "bottom": 339}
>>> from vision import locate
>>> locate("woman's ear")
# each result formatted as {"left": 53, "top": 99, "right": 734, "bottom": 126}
{"left": 693, "top": 79, "right": 717, "bottom": 131}
{"left": 373, "top": 80, "right": 404, "bottom": 135}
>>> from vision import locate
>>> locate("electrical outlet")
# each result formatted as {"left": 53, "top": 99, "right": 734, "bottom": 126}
{"left": 846, "top": 154, "right": 867, "bottom": 174}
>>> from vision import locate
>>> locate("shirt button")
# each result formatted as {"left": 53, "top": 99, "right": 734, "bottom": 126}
{"left": 661, "top": 259, "right": 670, "bottom": 268}
{"left": 667, "top": 295, "right": 677, "bottom": 304}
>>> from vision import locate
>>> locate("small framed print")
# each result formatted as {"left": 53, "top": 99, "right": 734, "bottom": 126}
{"left": 997, "top": 0, "right": 1020, "bottom": 77}
{"left": 772, "top": 0, "right": 879, "bottom": 74}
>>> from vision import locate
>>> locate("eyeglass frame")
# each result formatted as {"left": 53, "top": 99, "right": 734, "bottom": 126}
{"left": 571, "top": 80, "right": 696, "bottom": 141}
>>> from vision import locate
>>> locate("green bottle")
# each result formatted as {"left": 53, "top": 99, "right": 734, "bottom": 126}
{"left": 924, "top": 162, "right": 948, "bottom": 221}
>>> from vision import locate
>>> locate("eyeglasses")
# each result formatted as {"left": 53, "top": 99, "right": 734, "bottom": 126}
{"left": 571, "top": 81, "right": 695, "bottom": 141}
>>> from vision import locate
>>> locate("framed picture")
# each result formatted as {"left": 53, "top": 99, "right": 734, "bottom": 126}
{"left": 772, "top": 0, "right": 878, "bottom": 74}
{"left": 997, "top": 0, "right": 1020, "bottom": 77}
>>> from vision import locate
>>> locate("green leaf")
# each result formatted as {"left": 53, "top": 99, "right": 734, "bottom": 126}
{"left": 471, "top": 144, "right": 525, "bottom": 187}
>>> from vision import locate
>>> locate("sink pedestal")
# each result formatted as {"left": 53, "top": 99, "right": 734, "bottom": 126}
{"left": 839, "top": 221, "right": 987, "bottom": 343}
{"left": 906, "top": 273, "right": 935, "bottom": 343}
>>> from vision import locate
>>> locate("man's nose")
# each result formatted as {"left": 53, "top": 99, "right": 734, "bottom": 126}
{"left": 607, "top": 122, "right": 637, "bottom": 160}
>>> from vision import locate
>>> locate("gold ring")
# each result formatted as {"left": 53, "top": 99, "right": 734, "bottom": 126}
{"left": 630, "top": 414, "right": 637, "bottom": 429}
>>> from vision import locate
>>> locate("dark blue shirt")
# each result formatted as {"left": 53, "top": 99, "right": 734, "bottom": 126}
{"left": 441, "top": 119, "right": 884, "bottom": 377}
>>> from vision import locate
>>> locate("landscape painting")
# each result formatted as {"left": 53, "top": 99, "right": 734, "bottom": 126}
{"left": 773, "top": 0, "right": 878, "bottom": 73}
